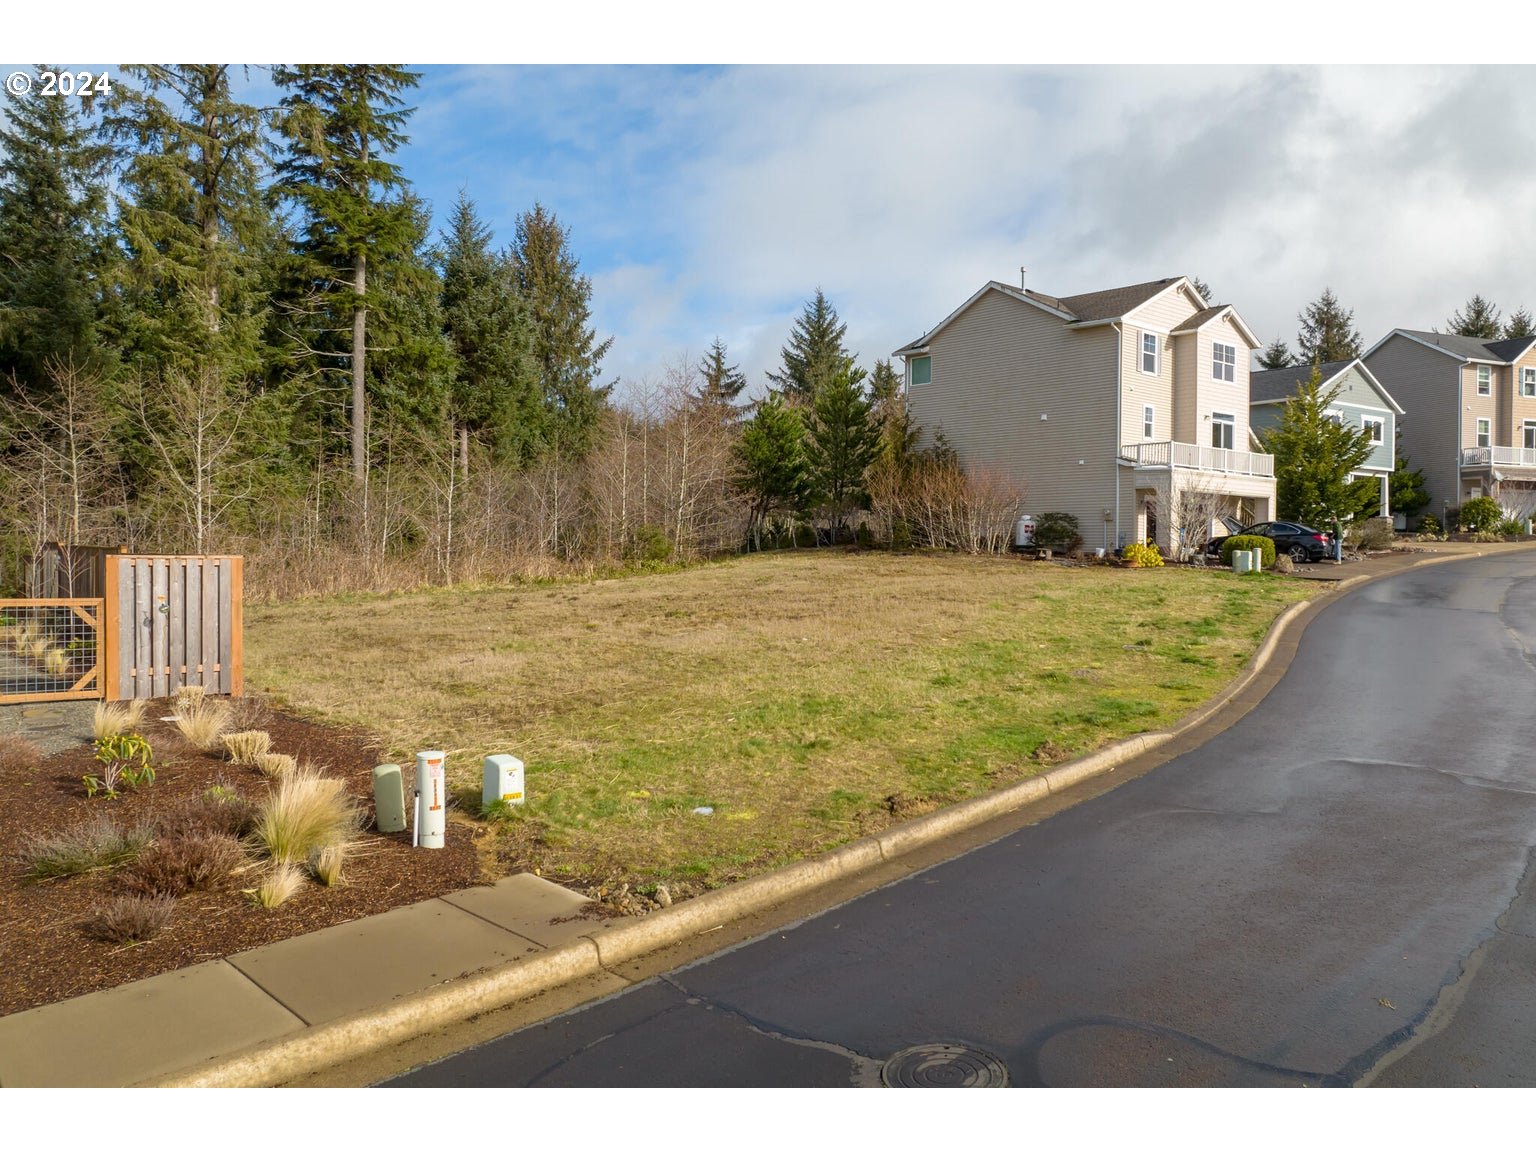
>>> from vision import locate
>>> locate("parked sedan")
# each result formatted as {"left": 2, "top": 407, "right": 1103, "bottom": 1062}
{"left": 1206, "top": 520, "right": 1335, "bottom": 563}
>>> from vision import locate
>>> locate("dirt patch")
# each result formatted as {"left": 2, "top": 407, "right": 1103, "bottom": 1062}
{"left": 0, "top": 702, "right": 482, "bottom": 1017}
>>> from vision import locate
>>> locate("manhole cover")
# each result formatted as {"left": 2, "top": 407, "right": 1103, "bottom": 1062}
{"left": 880, "top": 1043, "right": 1009, "bottom": 1087}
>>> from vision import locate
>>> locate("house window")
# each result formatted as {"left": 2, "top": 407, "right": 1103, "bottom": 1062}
{"left": 1478, "top": 365, "right": 1491, "bottom": 395}
{"left": 1523, "top": 367, "right": 1536, "bottom": 397}
{"left": 1477, "top": 417, "right": 1491, "bottom": 448}
{"left": 1362, "top": 416, "right": 1384, "bottom": 444}
{"left": 1141, "top": 332, "right": 1159, "bottom": 375}
{"left": 1143, "top": 404, "right": 1155, "bottom": 439}
{"left": 1211, "top": 412, "right": 1235, "bottom": 450}
{"left": 1212, "top": 342, "right": 1236, "bottom": 382}
{"left": 1524, "top": 421, "right": 1536, "bottom": 451}
{"left": 909, "top": 356, "right": 931, "bottom": 387}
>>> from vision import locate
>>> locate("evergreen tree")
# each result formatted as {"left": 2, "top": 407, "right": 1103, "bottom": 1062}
{"left": 439, "top": 192, "right": 540, "bottom": 471}
{"left": 767, "top": 289, "right": 850, "bottom": 402}
{"left": 273, "top": 64, "right": 421, "bottom": 481}
{"left": 1296, "top": 287, "right": 1363, "bottom": 365}
{"left": 805, "top": 359, "right": 878, "bottom": 541}
{"left": 1388, "top": 451, "right": 1430, "bottom": 518}
{"left": 104, "top": 65, "right": 277, "bottom": 380}
{"left": 869, "top": 357, "right": 917, "bottom": 472}
{"left": 1258, "top": 364, "right": 1377, "bottom": 527}
{"left": 508, "top": 202, "right": 613, "bottom": 456}
{"left": 1445, "top": 294, "right": 1502, "bottom": 339}
{"left": 1505, "top": 307, "right": 1535, "bottom": 340}
{"left": 0, "top": 64, "right": 115, "bottom": 392}
{"left": 1188, "top": 275, "right": 1213, "bottom": 305}
{"left": 694, "top": 337, "right": 747, "bottom": 413}
{"left": 732, "top": 393, "right": 811, "bottom": 550}
{"left": 1257, "top": 338, "right": 1294, "bottom": 370}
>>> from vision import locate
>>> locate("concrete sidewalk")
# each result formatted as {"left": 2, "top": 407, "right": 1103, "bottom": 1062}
{"left": 0, "top": 541, "right": 1524, "bottom": 1088}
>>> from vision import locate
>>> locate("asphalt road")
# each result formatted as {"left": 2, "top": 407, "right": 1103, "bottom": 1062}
{"left": 386, "top": 553, "right": 1536, "bottom": 1087}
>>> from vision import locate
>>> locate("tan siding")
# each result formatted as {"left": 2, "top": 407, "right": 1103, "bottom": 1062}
{"left": 1124, "top": 285, "right": 1200, "bottom": 333}
{"left": 1364, "top": 335, "right": 1462, "bottom": 516}
{"left": 1171, "top": 333, "right": 1198, "bottom": 444}
{"left": 1463, "top": 364, "right": 1498, "bottom": 451}
{"left": 1512, "top": 346, "right": 1536, "bottom": 447}
{"left": 905, "top": 287, "right": 1120, "bottom": 541}
{"left": 1197, "top": 316, "right": 1253, "bottom": 450}
{"left": 1123, "top": 325, "right": 1174, "bottom": 446}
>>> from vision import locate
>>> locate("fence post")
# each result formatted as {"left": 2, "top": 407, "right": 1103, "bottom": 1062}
{"left": 102, "top": 557, "right": 120, "bottom": 701}
{"left": 229, "top": 556, "right": 244, "bottom": 696}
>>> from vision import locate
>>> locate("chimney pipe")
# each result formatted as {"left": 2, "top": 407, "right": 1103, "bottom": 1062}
{"left": 1020, "top": 266, "right": 1028, "bottom": 291}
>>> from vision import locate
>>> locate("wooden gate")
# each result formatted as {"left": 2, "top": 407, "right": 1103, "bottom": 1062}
{"left": 104, "top": 555, "right": 243, "bottom": 700}
{"left": 0, "top": 598, "right": 105, "bottom": 704}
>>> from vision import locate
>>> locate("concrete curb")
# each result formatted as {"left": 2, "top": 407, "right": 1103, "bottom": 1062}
{"left": 146, "top": 549, "right": 1497, "bottom": 1086}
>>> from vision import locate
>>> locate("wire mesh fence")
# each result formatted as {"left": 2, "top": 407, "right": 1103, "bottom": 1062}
{"left": 0, "top": 599, "right": 104, "bottom": 704}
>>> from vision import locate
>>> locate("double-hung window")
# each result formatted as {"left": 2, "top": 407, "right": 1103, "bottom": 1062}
{"left": 1141, "top": 332, "right": 1159, "bottom": 374}
{"left": 1478, "top": 365, "right": 1492, "bottom": 395}
{"left": 1477, "top": 417, "right": 1492, "bottom": 448}
{"left": 1212, "top": 342, "right": 1236, "bottom": 383}
{"left": 1143, "top": 405, "right": 1155, "bottom": 439}
{"left": 1362, "top": 416, "right": 1384, "bottom": 444}
{"left": 909, "top": 356, "right": 931, "bottom": 387}
{"left": 1211, "top": 412, "right": 1235, "bottom": 450}
{"left": 1522, "top": 367, "right": 1536, "bottom": 397}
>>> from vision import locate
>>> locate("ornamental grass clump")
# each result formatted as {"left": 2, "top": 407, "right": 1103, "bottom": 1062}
{"left": 254, "top": 862, "right": 305, "bottom": 909}
{"left": 0, "top": 732, "right": 42, "bottom": 773}
{"left": 22, "top": 813, "right": 153, "bottom": 881}
{"left": 255, "top": 752, "right": 297, "bottom": 780}
{"left": 251, "top": 765, "right": 361, "bottom": 865}
{"left": 308, "top": 842, "right": 348, "bottom": 887}
{"left": 86, "top": 893, "right": 176, "bottom": 943}
{"left": 118, "top": 834, "right": 245, "bottom": 899}
{"left": 222, "top": 729, "right": 273, "bottom": 766}
{"left": 172, "top": 693, "right": 233, "bottom": 752}
{"left": 93, "top": 698, "right": 148, "bottom": 741}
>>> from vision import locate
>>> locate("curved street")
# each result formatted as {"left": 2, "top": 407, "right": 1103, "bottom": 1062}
{"left": 387, "top": 553, "right": 1536, "bottom": 1087}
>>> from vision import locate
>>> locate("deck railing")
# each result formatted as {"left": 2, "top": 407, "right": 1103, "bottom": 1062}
{"left": 1121, "top": 441, "right": 1275, "bottom": 478}
{"left": 1462, "top": 446, "right": 1536, "bottom": 468}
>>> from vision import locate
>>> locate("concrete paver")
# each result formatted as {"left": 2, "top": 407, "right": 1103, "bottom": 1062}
{"left": 440, "top": 872, "right": 607, "bottom": 947}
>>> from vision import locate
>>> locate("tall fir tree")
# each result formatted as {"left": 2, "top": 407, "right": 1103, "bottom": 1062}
{"left": 1258, "top": 365, "right": 1378, "bottom": 527}
{"left": 732, "top": 393, "right": 810, "bottom": 549}
{"left": 1188, "top": 275, "right": 1213, "bottom": 305}
{"left": 508, "top": 202, "right": 613, "bottom": 456}
{"left": 438, "top": 192, "right": 540, "bottom": 472}
{"left": 1257, "top": 338, "right": 1294, "bottom": 370}
{"left": 1445, "top": 294, "right": 1502, "bottom": 339}
{"left": 104, "top": 65, "right": 277, "bottom": 380}
{"left": 805, "top": 359, "right": 878, "bottom": 541}
{"left": 0, "top": 65, "right": 115, "bottom": 393}
{"left": 694, "top": 337, "right": 747, "bottom": 413}
{"left": 1505, "top": 307, "right": 1535, "bottom": 340}
{"left": 273, "top": 64, "right": 421, "bottom": 480}
{"left": 1296, "top": 287, "right": 1363, "bottom": 365}
{"left": 767, "top": 289, "right": 851, "bottom": 403}
{"left": 868, "top": 357, "right": 917, "bottom": 472}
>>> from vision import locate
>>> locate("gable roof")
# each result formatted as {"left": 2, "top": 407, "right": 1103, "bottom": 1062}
{"left": 1365, "top": 328, "right": 1535, "bottom": 365}
{"left": 1249, "top": 358, "right": 1405, "bottom": 415}
{"left": 1169, "top": 303, "right": 1261, "bottom": 349}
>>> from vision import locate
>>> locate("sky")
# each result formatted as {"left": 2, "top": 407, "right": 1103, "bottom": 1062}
{"left": 10, "top": 4, "right": 1536, "bottom": 411}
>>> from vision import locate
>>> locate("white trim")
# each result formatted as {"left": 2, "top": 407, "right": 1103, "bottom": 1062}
{"left": 1477, "top": 417, "right": 1492, "bottom": 448}
{"left": 1361, "top": 414, "right": 1385, "bottom": 444}
{"left": 1521, "top": 366, "right": 1536, "bottom": 397}
{"left": 890, "top": 280, "right": 1075, "bottom": 358}
{"left": 1142, "top": 403, "right": 1155, "bottom": 439}
{"left": 1212, "top": 340, "right": 1237, "bottom": 382}
{"left": 1140, "top": 330, "right": 1160, "bottom": 375}
{"left": 1477, "top": 365, "right": 1492, "bottom": 395}
{"left": 1167, "top": 304, "right": 1262, "bottom": 349}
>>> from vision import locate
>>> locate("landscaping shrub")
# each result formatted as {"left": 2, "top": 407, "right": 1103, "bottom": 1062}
{"left": 222, "top": 729, "right": 273, "bottom": 766}
{"left": 118, "top": 834, "right": 245, "bottom": 899}
{"left": 1121, "top": 540, "right": 1163, "bottom": 568}
{"left": 256, "top": 752, "right": 297, "bottom": 779}
{"left": 1468, "top": 530, "right": 1506, "bottom": 543}
{"left": 251, "top": 766, "right": 361, "bottom": 864}
{"left": 22, "top": 813, "right": 152, "bottom": 881}
{"left": 172, "top": 695, "right": 233, "bottom": 752}
{"left": 83, "top": 732, "right": 155, "bottom": 799}
{"left": 1496, "top": 518, "right": 1526, "bottom": 537}
{"left": 92, "top": 699, "right": 148, "bottom": 742}
{"left": 155, "top": 786, "right": 256, "bottom": 840}
{"left": 1033, "top": 512, "right": 1082, "bottom": 552}
{"left": 86, "top": 894, "right": 176, "bottom": 943}
{"left": 1220, "top": 534, "right": 1276, "bottom": 569}
{"left": 255, "top": 862, "right": 305, "bottom": 909}
{"left": 0, "top": 732, "right": 42, "bottom": 773}
{"left": 1348, "top": 517, "right": 1396, "bottom": 552}
{"left": 1458, "top": 496, "right": 1502, "bottom": 533}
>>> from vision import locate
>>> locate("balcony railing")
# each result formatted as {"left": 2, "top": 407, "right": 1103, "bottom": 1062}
{"left": 1120, "top": 440, "right": 1275, "bottom": 478}
{"left": 1462, "top": 446, "right": 1536, "bottom": 468}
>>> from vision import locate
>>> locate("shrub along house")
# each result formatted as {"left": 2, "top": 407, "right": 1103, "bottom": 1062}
{"left": 894, "top": 273, "right": 1276, "bottom": 556}
{"left": 1363, "top": 329, "right": 1536, "bottom": 522}
{"left": 1248, "top": 358, "right": 1403, "bottom": 518}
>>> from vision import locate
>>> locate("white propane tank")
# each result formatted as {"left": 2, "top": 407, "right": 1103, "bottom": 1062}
{"left": 415, "top": 750, "right": 446, "bottom": 849}
{"left": 482, "top": 754, "right": 525, "bottom": 810}
{"left": 1015, "top": 515, "right": 1037, "bottom": 548}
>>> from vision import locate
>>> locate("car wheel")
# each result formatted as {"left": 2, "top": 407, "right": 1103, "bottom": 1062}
{"left": 1288, "top": 544, "right": 1309, "bottom": 563}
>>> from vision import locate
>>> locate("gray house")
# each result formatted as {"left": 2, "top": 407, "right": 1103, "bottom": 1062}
{"left": 1248, "top": 358, "right": 1404, "bottom": 518}
{"left": 1363, "top": 330, "right": 1536, "bottom": 520}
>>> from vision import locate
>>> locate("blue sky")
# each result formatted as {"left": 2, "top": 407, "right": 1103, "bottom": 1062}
{"left": 10, "top": 8, "right": 1536, "bottom": 408}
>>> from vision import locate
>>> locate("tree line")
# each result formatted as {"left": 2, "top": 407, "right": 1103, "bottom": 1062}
{"left": 0, "top": 65, "right": 1019, "bottom": 596}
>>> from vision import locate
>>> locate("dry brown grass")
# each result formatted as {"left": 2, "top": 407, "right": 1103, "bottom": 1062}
{"left": 247, "top": 551, "right": 1313, "bottom": 890}
{"left": 86, "top": 894, "right": 176, "bottom": 943}
{"left": 255, "top": 752, "right": 297, "bottom": 780}
{"left": 307, "top": 842, "right": 348, "bottom": 887}
{"left": 93, "top": 699, "right": 148, "bottom": 741}
{"left": 0, "top": 733, "right": 43, "bottom": 773}
{"left": 222, "top": 729, "right": 273, "bottom": 765}
{"left": 253, "top": 862, "right": 305, "bottom": 909}
{"left": 171, "top": 696, "right": 232, "bottom": 752}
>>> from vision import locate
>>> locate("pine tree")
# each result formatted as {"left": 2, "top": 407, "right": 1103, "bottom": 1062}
{"left": 1257, "top": 339, "right": 1294, "bottom": 370}
{"left": 1445, "top": 294, "right": 1502, "bottom": 339}
{"left": 694, "top": 337, "right": 747, "bottom": 412}
{"left": 868, "top": 357, "right": 917, "bottom": 471}
{"left": 1188, "top": 276, "right": 1213, "bottom": 305}
{"left": 1296, "top": 288, "right": 1363, "bottom": 365}
{"left": 273, "top": 64, "right": 421, "bottom": 481}
{"left": 509, "top": 202, "right": 613, "bottom": 456}
{"left": 1504, "top": 307, "right": 1535, "bottom": 340}
{"left": 104, "top": 65, "right": 277, "bottom": 379}
{"left": 805, "top": 359, "right": 878, "bottom": 542}
{"left": 732, "top": 393, "right": 811, "bottom": 549}
{"left": 767, "top": 289, "right": 851, "bottom": 403}
{"left": 439, "top": 193, "right": 540, "bottom": 472}
{"left": 0, "top": 64, "right": 115, "bottom": 392}
{"left": 1388, "top": 451, "right": 1429, "bottom": 518}
{"left": 1259, "top": 364, "right": 1378, "bottom": 527}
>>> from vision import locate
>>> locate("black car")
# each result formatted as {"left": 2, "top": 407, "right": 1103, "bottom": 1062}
{"left": 1206, "top": 520, "right": 1335, "bottom": 563}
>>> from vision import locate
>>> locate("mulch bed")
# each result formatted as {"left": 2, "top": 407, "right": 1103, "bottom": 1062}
{"left": 0, "top": 703, "right": 484, "bottom": 1017}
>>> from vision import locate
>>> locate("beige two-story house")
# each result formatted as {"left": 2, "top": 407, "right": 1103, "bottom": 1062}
{"left": 893, "top": 274, "right": 1275, "bottom": 555}
{"left": 1363, "top": 330, "right": 1536, "bottom": 520}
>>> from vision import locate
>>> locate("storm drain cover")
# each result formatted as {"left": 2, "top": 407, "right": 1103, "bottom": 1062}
{"left": 880, "top": 1043, "right": 1009, "bottom": 1087}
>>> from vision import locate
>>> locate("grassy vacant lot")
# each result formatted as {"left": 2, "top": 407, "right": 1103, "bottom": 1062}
{"left": 245, "top": 552, "right": 1311, "bottom": 895}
